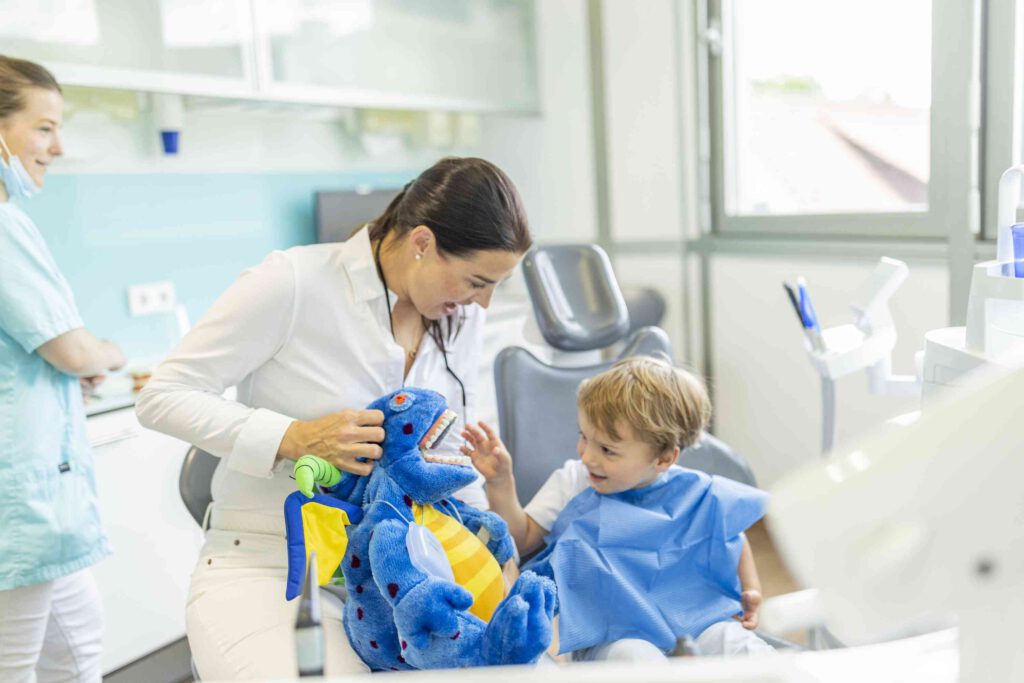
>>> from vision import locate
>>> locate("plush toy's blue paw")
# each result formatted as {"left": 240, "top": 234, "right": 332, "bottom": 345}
{"left": 473, "top": 512, "right": 515, "bottom": 565}
{"left": 392, "top": 578, "right": 475, "bottom": 650}
{"left": 482, "top": 571, "right": 557, "bottom": 665}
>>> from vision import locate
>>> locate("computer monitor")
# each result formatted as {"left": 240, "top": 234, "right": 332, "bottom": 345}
{"left": 314, "top": 188, "right": 402, "bottom": 244}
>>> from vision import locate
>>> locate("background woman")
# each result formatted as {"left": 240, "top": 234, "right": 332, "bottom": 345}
{"left": 0, "top": 55, "right": 126, "bottom": 683}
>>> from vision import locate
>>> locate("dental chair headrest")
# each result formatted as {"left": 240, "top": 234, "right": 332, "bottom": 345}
{"left": 522, "top": 244, "right": 630, "bottom": 352}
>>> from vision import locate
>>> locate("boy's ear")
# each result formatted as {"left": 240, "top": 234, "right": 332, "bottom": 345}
{"left": 655, "top": 445, "right": 680, "bottom": 471}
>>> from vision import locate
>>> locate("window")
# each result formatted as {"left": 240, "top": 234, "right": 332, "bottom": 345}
{"left": 705, "top": 0, "right": 976, "bottom": 238}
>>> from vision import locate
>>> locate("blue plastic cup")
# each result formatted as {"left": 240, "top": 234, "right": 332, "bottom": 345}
{"left": 160, "top": 130, "right": 180, "bottom": 155}
{"left": 1013, "top": 223, "right": 1024, "bottom": 278}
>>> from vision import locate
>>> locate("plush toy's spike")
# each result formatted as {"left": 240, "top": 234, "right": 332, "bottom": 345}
{"left": 295, "top": 454, "right": 341, "bottom": 498}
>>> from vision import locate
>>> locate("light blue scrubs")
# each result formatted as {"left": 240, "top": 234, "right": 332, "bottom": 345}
{"left": 0, "top": 201, "right": 109, "bottom": 591}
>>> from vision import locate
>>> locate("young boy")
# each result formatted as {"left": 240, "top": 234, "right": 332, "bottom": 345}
{"left": 461, "top": 356, "right": 773, "bottom": 662}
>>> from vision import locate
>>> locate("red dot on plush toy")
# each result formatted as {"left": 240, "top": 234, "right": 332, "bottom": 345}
{"left": 402, "top": 423, "right": 414, "bottom": 435}
{"left": 356, "top": 584, "right": 364, "bottom": 594}
{"left": 403, "top": 495, "right": 413, "bottom": 507}
{"left": 351, "top": 555, "right": 361, "bottom": 568}
{"left": 451, "top": 631, "right": 460, "bottom": 640}
{"left": 388, "top": 583, "right": 399, "bottom": 598}
{"left": 397, "top": 655, "right": 406, "bottom": 664}
{"left": 401, "top": 640, "right": 407, "bottom": 650}
{"left": 357, "top": 608, "right": 364, "bottom": 620}
{"left": 370, "top": 640, "right": 379, "bottom": 649}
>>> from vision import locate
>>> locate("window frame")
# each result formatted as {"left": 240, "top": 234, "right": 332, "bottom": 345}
{"left": 705, "top": 0, "right": 977, "bottom": 239}
{"left": 981, "top": 0, "right": 1023, "bottom": 240}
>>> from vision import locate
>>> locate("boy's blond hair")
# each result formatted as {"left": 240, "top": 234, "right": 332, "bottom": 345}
{"left": 576, "top": 355, "right": 711, "bottom": 455}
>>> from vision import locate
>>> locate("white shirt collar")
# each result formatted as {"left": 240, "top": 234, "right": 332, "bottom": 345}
{"left": 340, "top": 225, "right": 392, "bottom": 305}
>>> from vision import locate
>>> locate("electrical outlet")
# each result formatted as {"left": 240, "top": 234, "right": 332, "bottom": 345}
{"left": 128, "top": 281, "right": 177, "bottom": 317}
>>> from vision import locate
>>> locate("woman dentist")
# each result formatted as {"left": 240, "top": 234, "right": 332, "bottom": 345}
{"left": 0, "top": 55, "right": 126, "bottom": 682}
{"left": 136, "top": 156, "right": 533, "bottom": 679}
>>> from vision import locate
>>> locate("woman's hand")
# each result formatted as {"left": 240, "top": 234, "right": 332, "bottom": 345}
{"left": 280, "top": 409, "right": 385, "bottom": 476}
{"left": 79, "top": 374, "right": 106, "bottom": 401}
{"left": 103, "top": 340, "right": 127, "bottom": 372}
{"left": 461, "top": 421, "right": 513, "bottom": 485}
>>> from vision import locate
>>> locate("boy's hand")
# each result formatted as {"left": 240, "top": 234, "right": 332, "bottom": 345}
{"left": 461, "top": 421, "right": 513, "bottom": 485}
{"left": 738, "top": 589, "right": 762, "bottom": 630}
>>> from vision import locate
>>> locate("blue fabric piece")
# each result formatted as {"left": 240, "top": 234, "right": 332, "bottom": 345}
{"left": 284, "top": 491, "right": 364, "bottom": 600}
{"left": 0, "top": 203, "right": 109, "bottom": 591}
{"left": 525, "top": 467, "right": 767, "bottom": 653}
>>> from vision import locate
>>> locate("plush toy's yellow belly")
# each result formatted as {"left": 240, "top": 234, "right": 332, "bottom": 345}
{"left": 412, "top": 503, "right": 504, "bottom": 622}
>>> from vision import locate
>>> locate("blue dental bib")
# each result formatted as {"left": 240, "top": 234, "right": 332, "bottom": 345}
{"left": 526, "top": 466, "right": 767, "bottom": 653}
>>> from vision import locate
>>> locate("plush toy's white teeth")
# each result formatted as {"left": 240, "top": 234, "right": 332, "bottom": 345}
{"left": 418, "top": 410, "right": 469, "bottom": 466}
{"left": 422, "top": 453, "right": 473, "bottom": 467}
{"left": 419, "top": 410, "right": 457, "bottom": 450}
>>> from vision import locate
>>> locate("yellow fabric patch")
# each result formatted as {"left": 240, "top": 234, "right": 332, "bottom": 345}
{"left": 413, "top": 503, "right": 503, "bottom": 622}
{"left": 300, "top": 503, "right": 351, "bottom": 586}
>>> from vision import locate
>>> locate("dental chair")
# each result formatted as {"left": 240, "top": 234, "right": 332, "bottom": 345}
{"left": 178, "top": 446, "right": 219, "bottom": 681}
{"left": 497, "top": 244, "right": 756, "bottom": 505}
{"left": 180, "top": 445, "right": 218, "bottom": 528}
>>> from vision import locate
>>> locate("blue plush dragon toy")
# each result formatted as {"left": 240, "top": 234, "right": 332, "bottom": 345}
{"left": 283, "top": 387, "right": 557, "bottom": 671}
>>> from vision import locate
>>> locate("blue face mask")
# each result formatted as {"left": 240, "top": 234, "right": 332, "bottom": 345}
{"left": 0, "top": 133, "right": 41, "bottom": 200}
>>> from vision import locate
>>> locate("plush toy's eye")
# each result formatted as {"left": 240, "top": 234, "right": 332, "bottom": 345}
{"left": 389, "top": 392, "right": 415, "bottom": 412}
{"left": 402, "top": 423, "right": 414, "bottom": 435}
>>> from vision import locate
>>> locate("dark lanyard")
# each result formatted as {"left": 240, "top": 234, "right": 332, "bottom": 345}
{"left": 374, "top": 237, "right": 468, "bottom": 418}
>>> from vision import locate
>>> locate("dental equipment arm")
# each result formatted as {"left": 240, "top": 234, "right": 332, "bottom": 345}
{"left": 804, "top": 257, "right": 921, "bottom": 453}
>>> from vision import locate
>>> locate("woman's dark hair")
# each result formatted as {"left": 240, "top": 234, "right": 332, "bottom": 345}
{"left": 368, "top": 156, "right": 532, "bottom": 256}
{"left": 0, "top": 55, "right": 62, "bottom": 120}
{"left": 369, "top": 156, "right": 532, "bottom": 350}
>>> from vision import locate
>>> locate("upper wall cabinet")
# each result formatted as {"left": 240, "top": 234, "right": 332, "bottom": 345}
{"left": 1, "top": 0, "right": 539, "bottom": 113}
{"left": 2, "top": 0, "right": 256, "bottom": 97}
{"left": 252, "top": 0, "right": 539, "bottom": 112}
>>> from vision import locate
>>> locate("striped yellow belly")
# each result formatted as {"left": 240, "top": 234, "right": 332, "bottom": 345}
{"left": 412, "top": 503, "right": 504, "bottom": 622}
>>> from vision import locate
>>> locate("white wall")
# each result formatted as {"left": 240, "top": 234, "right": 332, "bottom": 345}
{"left": 478, "top": 0, "right": 599, "bottom": 244}
{"left": 613, "top": 252, "right": 687, "bottom": 357}
{"left": 601, "top": 0, "right": 686, "bottom": 243}
{"left": 710, "top": 254, "right": 950, "bottom": 487}
{"left": 55, "top": 94, "right": 478, "bottom": 176}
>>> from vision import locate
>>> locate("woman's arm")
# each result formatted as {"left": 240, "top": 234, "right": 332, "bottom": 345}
{"left": 137, "top": 251, "right": 384, "bottom": 478}
{"left": 135, "top": 253, "right": 298, "bottom": 477}
{"left": 37, "top": 328, "right": 125, "bottom": 377}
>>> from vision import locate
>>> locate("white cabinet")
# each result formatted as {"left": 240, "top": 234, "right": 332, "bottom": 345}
{"left": 86, "top": 408, "right": 202, "bottom": 674}
{"left": 2, "top": 0, "right": 255, "bottom": 97}
{"left": 3, "top": 0, "right": 539, "bottom": 112}
{"left": 252, "top": 0, "right": 540, "bottom": 112}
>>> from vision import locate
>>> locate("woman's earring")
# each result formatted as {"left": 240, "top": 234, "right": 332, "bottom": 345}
{"left": 415, "top": 253, "right": 422, "bottom": 260}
